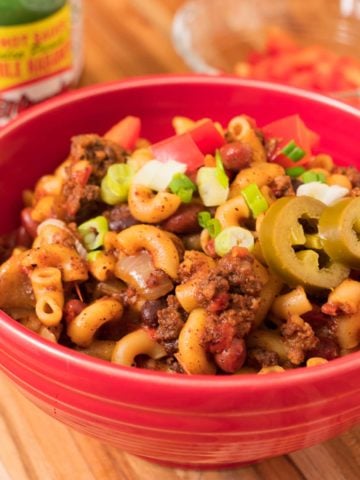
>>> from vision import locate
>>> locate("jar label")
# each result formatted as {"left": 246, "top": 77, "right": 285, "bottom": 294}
{"left": 0, "top": 4, "right": 73, "bottom": 92}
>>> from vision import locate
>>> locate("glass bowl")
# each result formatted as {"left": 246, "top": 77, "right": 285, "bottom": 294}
{"left": 172, "top": 0, "right": 360, "bottom": 104}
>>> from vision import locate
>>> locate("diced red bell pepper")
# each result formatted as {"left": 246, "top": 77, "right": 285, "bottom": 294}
{"left": 189, "top": 120, "right": 225, "bottom": 154}
{"left": 268, "top": 52, "right": 297, "bottom": 81}
{"left": 104, "top": 115, "right": 141, "bottom": 150}
{"left": 265, "top": 27, "right": 298, "bottom": 55}
{"left": 251, "top": 57, "right": 273, "bottom": 80}
{"left": 262, "top": 114, "right": 319, "bottom": 167}
{"left": 287, "top": 71, "right": 316, "bottom": 90}
{"left": 151, "top": 120, "right": 224, "bottom": 172}
{"left": 151, "top": 133, "right": 204, "bottom": 172}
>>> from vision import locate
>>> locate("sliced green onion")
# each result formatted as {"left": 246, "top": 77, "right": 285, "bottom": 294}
{"left": 215, "top": 150, "right": 229, "bottom": 188}
{"left": 282, "top": 140, "right": 297, "bottom": 156}
{"left": 301, "top": 171, "right": 326, "bottom": 184}
{"left": 169, "top": 173, "right": 196, "bottom": 203}
{"left": 101, "top": 175, "right": 128, "bottom": 205}
{"left": 214, "top": 226, "right": 254, "bottom": 256}
{"left": 281, "top": 140, "right": 305, "bottom": 162}
{"left": 78, "top": 216, "right": 108, "bottom": 251}
{"left": 285, "top": 166, "right": 306, "bottom": 178}
{"left": 101, "top": 163, "right": 133, "bottom": 205}
{"left": 197, "top": 211, "right": 221, "bottom": 238}
{"left": 241, "top": 183, "right": 269, "bottom": 217}
{"left": 207, "top": 219, "right": 222, "bottom": 238}
{"left": 87, "top": 250, "right": 102, "bottom": 262}
{"left": 177, "top": 188, "right": 194, "bottom": 203}
{"left": 198, "top": 211, "right": 211, "bottom": 229}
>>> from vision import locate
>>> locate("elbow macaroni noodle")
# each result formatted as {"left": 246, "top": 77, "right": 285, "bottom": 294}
{"left": 128, "top": 184, "right": 181, "bottom": 223}
{"left": 227, "top": 115, "right": 267, "bottom": 163}
{"left": 30, "top": 267, "right": 64, "bottom": 327}
{"left": 177, "top": 308, "right": 216, "bottom": 375}
{"left": 115, "top": 224, "right": 180, "bottom": 279}
{"left": 67, "top": 297, "right": 123, "bottom": 347}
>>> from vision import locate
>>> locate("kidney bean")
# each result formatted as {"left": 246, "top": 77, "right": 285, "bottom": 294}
{"left": 64, "top": 299, "right": 86, "bottom": 324}
{"left": 160, "top": 203, "right": 203, "bottom": 234}
{"left": 141, "top": 299, "right": 166, "bottom": 327}
{"left": 214, "top": 338, "right": 247, "bottom": 373}
{"left": 308, "top": 337, "right": 339, "bottom": 361}
{"left": 107, "top": 204, "right": 139, "bottom": 232}
{"left": 303, "top": 305, "right": 332, "bottom": 329}
{"left": 20, "top": 207, "right": 39, "bottom": 239}
{"left": 15, "top": 226, "right": 32, "bottom": 248}
{"left": 219, "top": 141, "right": 252, "bottom": 171}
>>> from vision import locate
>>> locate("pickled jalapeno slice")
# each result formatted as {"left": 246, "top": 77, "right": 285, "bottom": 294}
{"left": 259, "top": 196, "right": 349, "bottom": 291}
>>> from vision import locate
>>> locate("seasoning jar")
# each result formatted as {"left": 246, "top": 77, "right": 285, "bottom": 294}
{"left": 0, "top": 0, "right": 83, "bottom": 126}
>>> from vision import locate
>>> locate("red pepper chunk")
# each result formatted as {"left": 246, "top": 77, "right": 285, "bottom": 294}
{"left": 189, "top": 120, "right": 225, "bottom": 154}
{"left": 151, "top": 133, "right": 204, "bottom": 172}
{"left": 105, "top": 115, "right": 141, "bottom": 151}
{"left": 262, "top": 114, "right": 319, "bottom": 167}
{"left": 151, "top": 120, "right": 225, "bottom": 172}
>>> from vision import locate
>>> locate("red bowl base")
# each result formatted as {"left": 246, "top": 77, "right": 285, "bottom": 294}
{"left": 135, "top": 454, "right": 260, "bottom": 470}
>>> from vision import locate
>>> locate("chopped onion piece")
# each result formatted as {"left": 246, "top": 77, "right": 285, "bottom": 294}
{"left": 133, "top": 159, "right": 186, "bottom": 192}
{"left": 296, "top": 182, "right": 349, "bottom": 205}
{"left": 197, "top": 167, "right": 229, "bottom": 206}
{"left": 37, "top": 218, "right": 88, "bottom": 259}
{"left": 37, "top": 218, "right": 67, "bottom": 235}
{"left": 115, "top": 251, "right": 173, "bottom": 300}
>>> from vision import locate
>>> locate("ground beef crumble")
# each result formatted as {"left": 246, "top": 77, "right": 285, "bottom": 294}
{"left": 155, "top": 296, "right": 186, "bottom": 354}
{"left": 178, "top": 250, "right": 213, "bottom": 283}
{"left": 350, "top": 186, "right": 360, "bottom": 197}
{"left": 332, "top": 165, "right": 360, "bottom": 187}
{"left": 281, "top": 315, "right": 319, "bottom": 365}
{"left": 57, "top": 135, "right": 128, "bottom": 221}
{"left": 175, "top": 247, "right": 265, "bottom": 372}
{"left": 71, "top": 134, "right": 127, "bottom": 182}
{"left": 269, "top": 175, "right": 295, "bottom": 198}
{"left": 247, "top": 348, "right": 280, "bottom": 369}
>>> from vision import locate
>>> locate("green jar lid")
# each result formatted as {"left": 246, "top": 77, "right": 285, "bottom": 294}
{"left": 0, "top": 0, "right": 66, "bottom": 26}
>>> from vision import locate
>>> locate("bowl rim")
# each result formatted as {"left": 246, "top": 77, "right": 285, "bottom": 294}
{"left": 1, "top": 73, "right": 360, "bottom": 391}
{"left": 2, "top": 73, "right": 360, "bottom": 138}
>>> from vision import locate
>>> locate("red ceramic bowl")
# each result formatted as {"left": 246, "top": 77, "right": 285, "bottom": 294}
{"left": 0, "top": 75, "right": 359, "bottom": 469}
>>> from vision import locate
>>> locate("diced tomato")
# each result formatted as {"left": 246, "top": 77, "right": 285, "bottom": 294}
{"left": 312, "top": 60, "right": 336, "bottom": 92}
{"left": 265, "top": 27, "right": 298, "bottom": 55}
{"left": 287, "top": 71, "right": 315, "bottom": 90}
{"left": 105, "top": 115, "right": 141, "bottom": 150}
{"left": 343, "top": 64, "right": 360, "bottom": 87}
{"left": 268, "top": 52, "right": 297, "bottom": 81}
{"left": 238, "top": 29, "right": 360, "bottom": 106}
{"left": 247, "top": 50, "right": 267, "bottom": 65}
{"left": 151, "top": 132, "right": 204, "bottom": 172}
{"left": 189, "top": 120, "right": 225, "bottom": 154}
{"left": 331, "top": 57, "right": 355, "bottom": 91}
{"left": 262, "top": 114, "right": 319, "bottom": 167}
{"left": 151, "top": 120, "right": 224, "bottom": 172}
{"left": 251, "top": 57, "right": 273, "bottom": 79}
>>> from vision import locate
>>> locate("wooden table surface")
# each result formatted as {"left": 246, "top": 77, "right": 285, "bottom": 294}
{"left": 1, "top": 1, "right": 359, "bottom": 479}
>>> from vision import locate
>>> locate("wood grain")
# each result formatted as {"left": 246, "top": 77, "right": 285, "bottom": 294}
{"left": 1, "top": 0, "right": 359, "bottom": 479}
